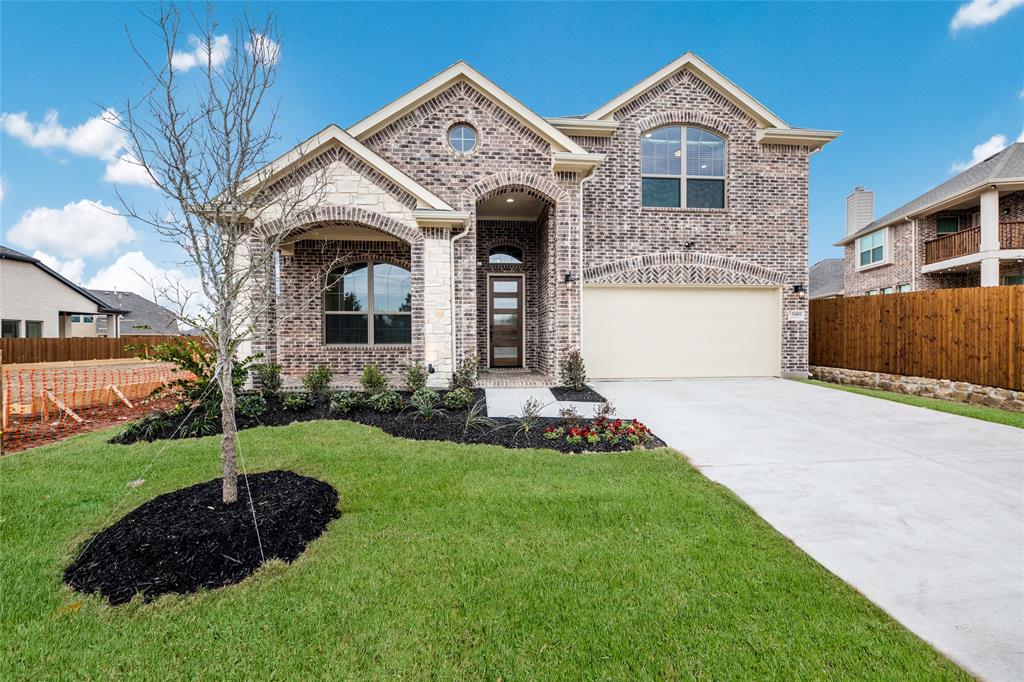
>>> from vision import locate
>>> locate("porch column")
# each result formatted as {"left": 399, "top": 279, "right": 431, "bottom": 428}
{"left": 980, "top": 188, "right": 1000, "bottom": 286}
{"left": 421, "top": 229, "right": 454, "bottom": 386}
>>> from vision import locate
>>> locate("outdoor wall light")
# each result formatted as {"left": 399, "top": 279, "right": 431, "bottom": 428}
{"left": 793, "top": 284, "right": 806, "bottom": 294}
{"left": 684, "top": 240, "right": 696, "bottom": 249}
{"left": 564, "top": 272, "right": 576, "bottom": 284}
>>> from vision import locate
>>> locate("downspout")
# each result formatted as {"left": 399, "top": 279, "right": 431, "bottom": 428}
{"left": 907, "top": 215, "right": 917, "bottom": 291}
{"left": 577, "top": 172, "right": 594, "bottom": 344}
{"left": 449, "top": 222, "right": 470, "bottom": 377}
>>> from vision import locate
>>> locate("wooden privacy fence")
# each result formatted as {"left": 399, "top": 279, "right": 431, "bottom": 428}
{"left": 0, "top": 335, "right": 195, "bottom": 365}
{"left": 809, "top": 285, "right": 1024, "bottom": 391}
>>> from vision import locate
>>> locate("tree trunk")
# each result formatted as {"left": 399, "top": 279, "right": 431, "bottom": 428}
{"left": 219, "top": 352, "right": 239, "bottom": 505}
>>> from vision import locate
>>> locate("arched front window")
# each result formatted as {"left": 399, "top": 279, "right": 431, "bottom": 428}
{"left": 488, "top": 245, "right": 524, "bottom": 265}
{"left": 641, "top": 126, "right": 725, "bottom": 209}
{"left": 325, "top": 262, "right": 411, "bottom": 345}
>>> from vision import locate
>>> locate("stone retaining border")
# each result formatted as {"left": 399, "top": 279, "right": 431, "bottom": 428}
{"left": 809, "top": 366, "right": 1024, "bottom": 413}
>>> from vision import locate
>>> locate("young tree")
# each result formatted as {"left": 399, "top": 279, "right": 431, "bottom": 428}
{"left": 117, "top": 5, "right": 329, "bottom": 503}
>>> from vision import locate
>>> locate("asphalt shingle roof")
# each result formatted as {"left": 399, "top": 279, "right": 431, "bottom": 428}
{"left": 88, "top": 290, "right": 181, "bottom": 335}
{"left": 809, "top": 258, "right": 844, "bottom": 299}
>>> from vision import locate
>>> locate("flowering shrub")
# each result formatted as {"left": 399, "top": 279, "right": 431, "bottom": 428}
{"left": 554, "top": 417, "right": 653, "bottom": 448}
{"left": 542, "top": 426, "right": 564, "bottom": 440}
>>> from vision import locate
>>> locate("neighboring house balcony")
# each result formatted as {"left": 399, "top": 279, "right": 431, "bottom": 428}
{"left": 924, "top": 221, "right": 1024, "bottom": 264}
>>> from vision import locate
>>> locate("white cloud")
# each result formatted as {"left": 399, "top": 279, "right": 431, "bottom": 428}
{"left": 103, "top": 152, "right": 154, "bottom": 186}
{"left": 5, "top": 199, "right": 137, "bottom": 259}
{"left": 86, "top": 251, "right": 204, "bottom": 317}
{"left": 0, "top": 177, "right": 5, "bottom": 202}
{"left": 0, "top": 109, "right": 154, "bottom": 187}
{"left": 246, "top": 33, "right": 280, "bottom": 66}
{"left": 951, "top": 0, "right": 1024, "bottom": 30}
{"left": 950, "top": 134, "right": 1009, "bottom": 172}
{"left": 171, "top": 34, "right": 231, "bottom": 72}
{"left": 32, "top": 250, "right": 85, "bottom": 284}
{"left": 0, "top": 108, "right": 124, "bottom": 159}
{"left": 1018, "top": 126, "right": 1024, "bottom": 143}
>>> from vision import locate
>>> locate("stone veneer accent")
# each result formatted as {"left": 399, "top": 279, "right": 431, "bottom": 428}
{"left": 573, "top": 67, "right": 811, "bottom": 375}
{"left": 844, "top": 190, "right": 1024, "bottom": 296}
{"left": 810, "top": 366, "right": 1024, "bottom": 413}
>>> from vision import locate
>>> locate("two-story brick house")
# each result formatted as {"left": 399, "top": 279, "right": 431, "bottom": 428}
{"left": 839, "top": 143, "right": 1024, "bottom": 296}
{"left": 242, "top": 53, "right": 839, "bottom": 386}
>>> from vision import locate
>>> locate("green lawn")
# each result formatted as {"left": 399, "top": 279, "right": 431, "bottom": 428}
{"left": 804, "top": 379, "right": 1024, "bottom": 429}
{"left": 1, "top": 421, "right": 967, "bottom": 680}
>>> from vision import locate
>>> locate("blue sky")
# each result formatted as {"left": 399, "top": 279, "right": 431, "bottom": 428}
{"left": 2, "top": 1, "right": 1023, "bottom": 296}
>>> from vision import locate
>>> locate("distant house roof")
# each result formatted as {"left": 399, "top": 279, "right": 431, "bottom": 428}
{"left": 837, "top": 142, "right": 1024, "bottom": 245}
{"left": 809, "top": 258, "right": 844, "bottom": 299}
{"left": 1, "top": 245, "right": 121, "bottom": 313}
{"left": 88, "top": 289, "right": 180, "bottom": 335}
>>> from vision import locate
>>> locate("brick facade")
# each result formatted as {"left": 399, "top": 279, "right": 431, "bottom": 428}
{"left": 251, "top": 63, "right": 823, "bottom": 382}
{"left": 574, "top": 68, "right": 811, "bottom": 375}
{"left": 843, "top": 191, "right": 1024, "bottom": 296}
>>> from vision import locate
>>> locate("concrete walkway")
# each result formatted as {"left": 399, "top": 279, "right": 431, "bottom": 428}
{"left": 595, "top": 378, "right": 1024, "bottom": 682}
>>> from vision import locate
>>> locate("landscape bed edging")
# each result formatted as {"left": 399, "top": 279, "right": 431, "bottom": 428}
{"left": 809, "top": 366, "right": 1024, "bottom": 413}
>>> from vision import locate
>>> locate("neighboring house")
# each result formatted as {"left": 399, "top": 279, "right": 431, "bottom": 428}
{"left": 837, "top": 144, "right": 1024, "bottom": 296}
{"left": 88, "top": 289, "right": 181, "bottom": 336}
{"left": 241, "top": 53, "right": 839, "bottom": 385}
{"left": 0, "top": 246, "right": 123, "bottom": 339}
{"left": 809, "top": 258, "right": 844, "bottom": 299}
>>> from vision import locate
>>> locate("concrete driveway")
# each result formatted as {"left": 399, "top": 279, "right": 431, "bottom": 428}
{"left": 595, "top": 378, "right": 1024, "bottom": 682}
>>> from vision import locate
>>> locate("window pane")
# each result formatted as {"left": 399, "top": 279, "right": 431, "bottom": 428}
{"left": 936, "top": 216, "right": 959, "bottom": 234}
{"left": 489, "top": 246, "right": 524, "bottom": 265}
{"left": 83, "top": 315, "right": 94, "bottom": 323}
{"left": 641, "top": 126, "right": 682, "bottom": 176}
{"left": 686, "top": 128, "right": 725, "bottom": 177}
{"left": 1, "top": 320, "right": 18, "bottom": 338}
{"left": 642, "top": 177, "right": 680, "bottom": 207}
{"left": 449, "top": 125, "right": 476, "bottom": 153}
{"left": 325, "top": 314, "right": 368, "bottom": 344}
{"left": 859, "top": 250, "right": 870, "bottom": 266}
{"left": 686, "top": 179, "right": 725, "bottom": 208}
{"left": 871, "top": 231, "right": 884, "bottom": 248}
{"left": 25, "top": 321, "right": 43, "bottom": 338}
{"left": 493, "top": 313, "right": 518, "bottom": 326}
{"left": 71, "top": 315, "right": 81, "bottom": 323}
{"left": 493, "top": 297, "right": 518, "bottom": 309}
{"left": 871, "top": 245, "right": 884, "bottom": 263}
{"left": 326, "top": 264, "right": 368, "bottom": 312}
{"left": 373, "top": 314, "right": 411, "bottom": 344}
{"left": 492, "top": 279, "right": 519, "bottom": 292}
{"left": 373, "top": 263, "right": 411, "bottom": 313}
{"left": 493, "top": 347, "right": 518, "bottom": 359}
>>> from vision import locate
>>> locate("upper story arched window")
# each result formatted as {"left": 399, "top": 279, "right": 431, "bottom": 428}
{"left": 324, "top": 261, "right": 411, "bottom": 345}
{"left": 641, "top": 126, "right": 726, "bottom": 209}
{"left": 488, "top": 245, "right": 524, "bottom": 265}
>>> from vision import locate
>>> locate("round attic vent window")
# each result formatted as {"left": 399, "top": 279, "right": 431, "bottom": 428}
{"left": 448, "top": 124, "right": 477, "bottom": 153}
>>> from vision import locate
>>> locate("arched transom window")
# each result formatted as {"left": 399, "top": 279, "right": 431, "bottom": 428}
{"left": 641, "top": 126, "right": 726, "bottom": 209}
{"left": 325, "top": 262, "right": 411, "bottom": 345}
{"left": 488, "top": 245, "right": 524, "bottom": 265}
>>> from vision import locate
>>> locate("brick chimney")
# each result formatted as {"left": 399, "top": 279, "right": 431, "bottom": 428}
{"left": 846, "top": 186, "right": 874, "bottom": 236}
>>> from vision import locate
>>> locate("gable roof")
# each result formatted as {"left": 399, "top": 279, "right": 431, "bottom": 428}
{"left": 347, "top": 61, "right": 589, "bottom": 155}
{"left": 587, "top": 52, "right": 789, "bottom": 128}
{"left": 88, "top": 289, "right": 181, "bottom": 335}
{"left": 1, "top": 246, "right": 121, "bottom": 313}
{"left": 838, "top": 142, "right": 1024, "bottom": 245}
{"left": 809, "top": 258, "right": 845, "bottom": 299}
{"left": 240, "top": 124, "right": 455, "bottom": 211}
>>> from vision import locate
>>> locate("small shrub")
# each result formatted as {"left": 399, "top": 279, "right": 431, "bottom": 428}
{"left": 114, "top": 411, "right": 173, "bottom": 443}
{"left": 559, "top": 347, "right": 588, "bottom": 392}
{"left": 302, "top": 365, "right": 333, "bottom": 397}
{"left": 236, "top": 393, "right": 268, "bottom": 419}
{"left": 404, "top": 361, "right": 429, "bottom": 393}
{"left": 367, "top": 389, "right": 403, "bottom": 413}
{"left": 557, "top": 405, "right": 581, "bottom": 426}
{"left": 283, "top": 392, "right": 313, "bottom": 412}
{"left": 252, "top": 363, "right": 282, "bottom": 398}
{"left": 449, "top": 354, "right": 479, "bottom": 391}
{"left": 514, "top": 396, "right": 547, "bottom": 435}
{"left": 411, "top": 387, "right": 440, "bottom": 409}
{"left": 442, "top": 387, "right": 473, "bottom": 410}
{"left": 410, "top": 389, "right": 445, "bottom": 421}
{"left": 329, "top": 390, "right": 364, "bottom": 415}
{"left": 360, "top": 363, "right": 389, "bottom": 395}
{"left": 461, "top": 400, "right": 497, "bottom": 436}
{"left": 594, "top": 400, "right": 617, "bottom": 420}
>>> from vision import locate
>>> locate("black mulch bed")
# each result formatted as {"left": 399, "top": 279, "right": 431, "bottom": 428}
{"left": 549, "top": 385, "right": 606, "bottom": 403}
{"left": 110, "top": 389, "right": 662, "bottom": 453}
{"left": 65, "top": 470, "right": 339, "bottom": 605}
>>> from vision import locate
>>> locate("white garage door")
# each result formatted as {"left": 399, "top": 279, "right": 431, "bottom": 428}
{"left": 582, "top": 286, "right": 781, "bottom": 379}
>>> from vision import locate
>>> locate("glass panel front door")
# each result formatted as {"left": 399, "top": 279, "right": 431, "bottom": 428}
{"left": 488, "top": 276, "right": 523, "bottom": 368}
